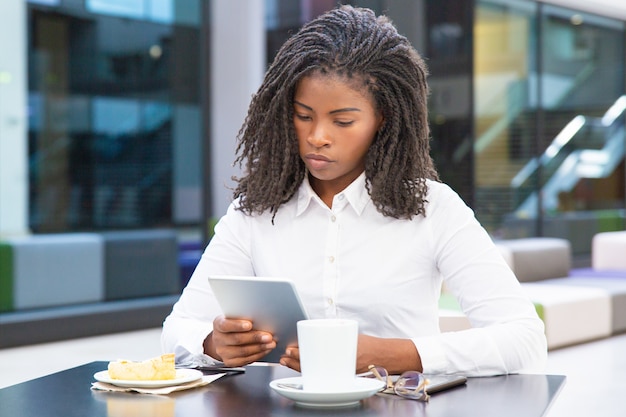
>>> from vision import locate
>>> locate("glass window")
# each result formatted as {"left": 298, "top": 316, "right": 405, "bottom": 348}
{"left": 27, "top": 0, "right": 204, "bottom": 232}
{"left": 531, "top": 5, "right": 626, "bottom": 253}
{"left": 426, "top": 0, "right": 475, "bottom": 208}
{"left": 538, "top": 5, "right": 625, "bottom": 215}
{"left": 473, "top": 0, "right": 538, "bottom": 235}
{"left": 475, "top": 0, "right": 626, "bottom": 253}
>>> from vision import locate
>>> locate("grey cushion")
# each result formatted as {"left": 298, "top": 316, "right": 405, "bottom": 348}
{"left": 101, "top": 229, "right": 179, "bottom": 300}
{"left": 495, "top": 238, "right": 571, "bottom": 282}
{"left": 5, "top": 234, "right": 104, "bottom": 309}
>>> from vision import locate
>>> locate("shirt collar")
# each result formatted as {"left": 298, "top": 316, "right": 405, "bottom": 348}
{"left": 296, "top": 172, "right": 370, "bottom": 216}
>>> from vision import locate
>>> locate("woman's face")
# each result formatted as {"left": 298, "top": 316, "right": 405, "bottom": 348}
{"left": 293, "top": 73, "right": 383, "bottom": 198}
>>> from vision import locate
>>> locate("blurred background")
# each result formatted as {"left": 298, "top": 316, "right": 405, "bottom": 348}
{"left": 1, "top": 0, "right": 625, "bottom": 345}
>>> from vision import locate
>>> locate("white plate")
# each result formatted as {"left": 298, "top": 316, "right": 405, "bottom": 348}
{"left": 93, "top": 369, "right": 203, "bottom": 388}
{"left": 269, "top": 377, "right": 385, "bottom": 408}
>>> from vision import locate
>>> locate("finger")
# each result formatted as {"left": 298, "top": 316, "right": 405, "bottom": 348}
{"left": 221, "top": 330, "right": 274, "bottom": 348}
{"left": 222, "top": 351, "right": 269, "bottom": 368}
{"left": 214, "top": 316, "right": 253, "bottom": 333}
{"left": 286, "top": 346, "right": 300, "bottom": 361}
{"left": 279, "top": 353, "right": 301, "bottom": 372}
{"left": 219, "top": 342, "right": 277, "bottom": 367}
{"left": 215, "top": 331, "right": 276, "bottom": 355}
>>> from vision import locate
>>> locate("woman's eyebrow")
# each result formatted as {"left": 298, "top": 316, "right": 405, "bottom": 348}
{"left": 293, "top": 100, "right": 361, "bottom": 114}
{"left": 330, "top": 107, "right": 361, "bottom": 114}
{"left": 293, "top": 100, "right": 313, "bottom": 111}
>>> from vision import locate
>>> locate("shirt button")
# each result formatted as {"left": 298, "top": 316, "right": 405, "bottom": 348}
{"left": 328, "top": 256, "right": 335, "bottom": 263}
{"left": 338, "top": 194, "right": 345, "bottom": 201}
{"left": 327, "top": 298, "right": 334, "bottom": 306}
{"left": 330, "top": 215, "right": 336, "bottom": 222}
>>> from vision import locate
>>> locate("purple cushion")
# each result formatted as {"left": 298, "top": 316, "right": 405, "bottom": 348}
{"left": 569, "top": 268, "right": 626, "bottom": 279}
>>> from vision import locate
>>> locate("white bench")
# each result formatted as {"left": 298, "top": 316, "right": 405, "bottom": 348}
{"left": 592, "top": 231, "right": 626, "bottom": 270}
{"left": 521, "top": 283, "right": 611, "bottom": 349}
{"left": 440, "top": 237, "right": 616, "bottom": 349}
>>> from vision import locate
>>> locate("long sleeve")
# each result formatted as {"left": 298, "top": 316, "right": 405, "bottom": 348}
{"left": 413, "top": 183, "right": 547, "bottom": 376}
{"left": 161, "top": 203, "right": 256, "bottom": 366}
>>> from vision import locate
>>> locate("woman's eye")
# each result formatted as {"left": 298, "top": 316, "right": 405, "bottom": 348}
{"left": 295, "top": 113, "right": 311, "bottom": 121}
{"left": 335, "top": 120, "right": 354, "bottom": 127}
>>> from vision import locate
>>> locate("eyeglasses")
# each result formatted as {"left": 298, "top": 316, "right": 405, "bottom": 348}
{"left": 367, "top": 365, "right": 430, "bottom": 402}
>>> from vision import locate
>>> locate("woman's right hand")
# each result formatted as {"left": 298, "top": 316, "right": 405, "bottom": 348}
{"left": 203, "top": 315, "right": 277, "bottom": 367}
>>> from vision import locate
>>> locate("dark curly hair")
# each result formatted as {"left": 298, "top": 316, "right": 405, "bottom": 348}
{"left": 232, "top": 5, "right": 439, "bottom": 220}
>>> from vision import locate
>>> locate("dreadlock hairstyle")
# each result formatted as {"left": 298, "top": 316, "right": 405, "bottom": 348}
{"left": 232, "top": 5, "right": 439, "bottom": 220}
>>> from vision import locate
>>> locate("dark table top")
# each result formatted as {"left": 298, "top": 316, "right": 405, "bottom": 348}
{"left": 0, "top": 361, "right": 565, "bottom": 417}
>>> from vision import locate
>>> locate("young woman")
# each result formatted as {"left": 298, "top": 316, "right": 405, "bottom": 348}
{"left": 162, "top": 5, "right": 547, "bottom": 376}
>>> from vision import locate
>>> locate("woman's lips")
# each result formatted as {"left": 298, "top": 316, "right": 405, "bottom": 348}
{"left": 305, "top": 153, "right": 333, "bottom": 170}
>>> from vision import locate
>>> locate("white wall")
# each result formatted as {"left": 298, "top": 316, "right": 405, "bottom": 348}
{"left": 0, "top": 0, "right": 28, "bottom": 237}
{"left": 210, "top": 0, "right": 266, "bottom": 218}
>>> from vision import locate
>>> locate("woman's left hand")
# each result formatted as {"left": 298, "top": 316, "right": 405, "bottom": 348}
{"left": 278, "top": 335, "right": 420, "bottom": 374}
{"left": 279, "top": 345, "right": 301, "bottom": 371}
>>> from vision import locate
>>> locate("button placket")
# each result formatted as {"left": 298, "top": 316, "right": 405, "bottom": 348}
{"left": 322, "top": 209, "right": 340, "bottom": 317}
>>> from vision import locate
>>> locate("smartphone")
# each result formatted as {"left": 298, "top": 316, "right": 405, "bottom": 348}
{"left": 423, "top": 374, "right": 467, "bottom": 394}
{"left": 361, "top": 371, "right": 467, "bottom": 395}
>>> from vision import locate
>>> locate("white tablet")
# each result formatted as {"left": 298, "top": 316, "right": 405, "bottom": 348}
{"left": 208, "top": 275, "right": 310, "bottom": 363}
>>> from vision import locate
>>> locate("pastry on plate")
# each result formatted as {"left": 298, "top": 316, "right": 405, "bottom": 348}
{"left": 108, "top": 353, "right": 176, "bottom": 380}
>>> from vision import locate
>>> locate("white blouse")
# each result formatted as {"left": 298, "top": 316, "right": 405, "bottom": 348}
{"left": 162, "top": 173, "right": 547, "bottom": 376}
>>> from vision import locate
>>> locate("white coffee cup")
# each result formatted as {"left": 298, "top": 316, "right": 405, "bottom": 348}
{"left": 297, "top": 318, "right": 358, "bottom": 392}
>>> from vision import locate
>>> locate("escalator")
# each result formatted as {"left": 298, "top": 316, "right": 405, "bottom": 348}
{"left": 510, "top": 95, "right": 626, "bottom": 216}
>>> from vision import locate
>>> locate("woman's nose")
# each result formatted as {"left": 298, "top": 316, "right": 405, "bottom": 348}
{"left": 307, "top": 122, "right": 331, "bottom": 147}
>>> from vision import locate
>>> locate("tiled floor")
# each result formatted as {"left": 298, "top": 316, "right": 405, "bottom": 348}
{"left": 0, "top": 329, "right": 624, "bottom": 416}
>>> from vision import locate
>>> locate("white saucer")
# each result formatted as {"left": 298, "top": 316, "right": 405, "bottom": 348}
{"left": 93, "top": 369, "right": 203, "bottom": 388}
{"left": 269, "top": 377, "right": 385, "bottom": 408}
